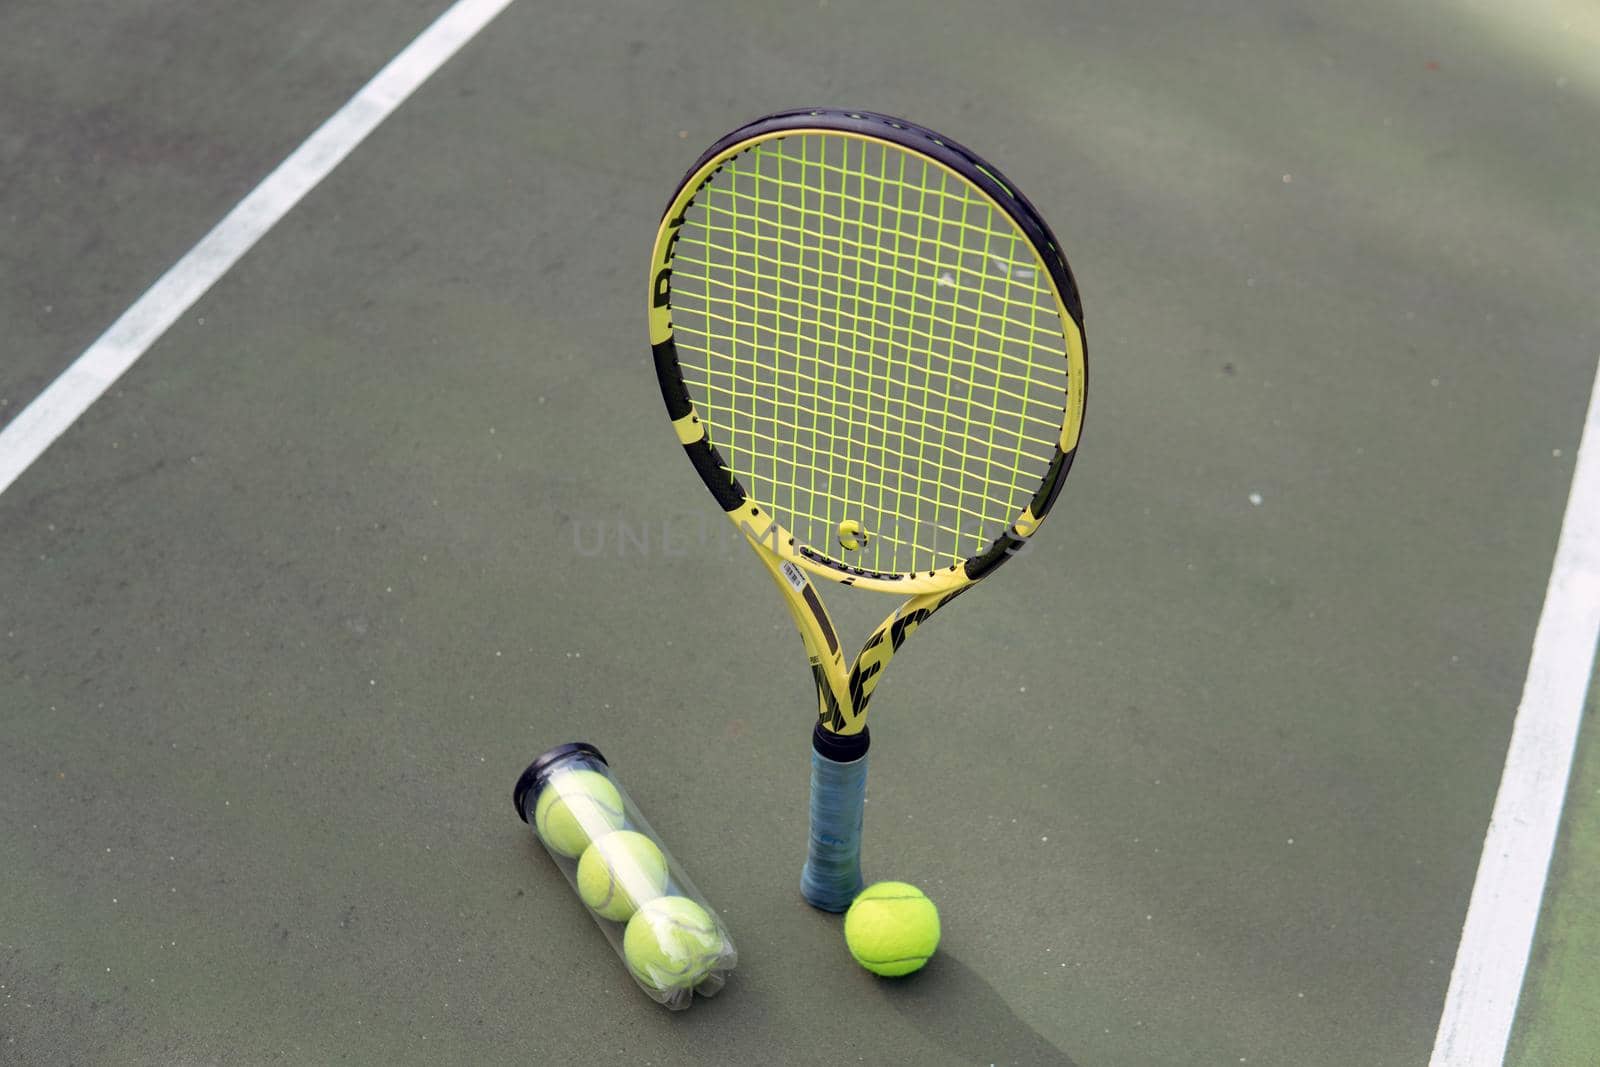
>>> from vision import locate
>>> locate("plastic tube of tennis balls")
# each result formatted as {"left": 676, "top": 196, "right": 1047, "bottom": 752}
{"left": 513, "top": 742, "right": 738, "bottom": 1010}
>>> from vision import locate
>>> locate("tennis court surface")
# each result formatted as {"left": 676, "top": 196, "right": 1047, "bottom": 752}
{"left": 2, "top": 2, "right": 1596, "bottom": 1064}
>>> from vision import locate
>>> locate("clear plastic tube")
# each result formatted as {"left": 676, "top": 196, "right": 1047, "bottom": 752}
{"left": 513, "top": 742, "right": 737, "bottom": 1010}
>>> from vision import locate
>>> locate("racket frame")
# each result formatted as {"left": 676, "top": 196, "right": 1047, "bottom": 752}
{"left": 648, "top": 108, "right": 1086, "bottom": 908}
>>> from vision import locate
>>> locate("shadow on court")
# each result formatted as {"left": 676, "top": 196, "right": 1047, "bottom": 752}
{"left": 878, "top": 954, "right": 1078, "bottom": 1066}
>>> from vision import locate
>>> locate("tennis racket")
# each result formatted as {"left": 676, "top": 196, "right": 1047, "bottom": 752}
{"left": 647, "top": 109, "right": 1087, "bottom": 912}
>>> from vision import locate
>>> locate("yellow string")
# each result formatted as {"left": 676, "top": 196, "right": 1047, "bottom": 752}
{"left": 671, "top": 133, "right": 1072, "bottom": 575}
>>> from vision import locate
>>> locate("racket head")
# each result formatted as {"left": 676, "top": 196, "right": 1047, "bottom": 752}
{"left": 649, "top": 109, "right": 1086, "bottom": 594}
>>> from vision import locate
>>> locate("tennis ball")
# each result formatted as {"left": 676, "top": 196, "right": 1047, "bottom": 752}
{"left": 623, "top": 896, "right": 725, "bottom": 992}
{"left": 576, "top": 830, "right": 669, "bottom": 921}
{"left": 534, "top": 769, "right": 625, "bottom": 858}
{"left": 843, "top": 881, "right": 940, "bottom": 977}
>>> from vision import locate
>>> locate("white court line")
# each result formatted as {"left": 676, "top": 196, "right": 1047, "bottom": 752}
{"left": 1432, "top": 359, "right": 1600, "bottom": 1066}
{"left": 0, "top": 0, "right": 516, "bottom": 498}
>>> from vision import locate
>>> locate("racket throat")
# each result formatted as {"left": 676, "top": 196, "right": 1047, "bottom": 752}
{"left": 811, "top": 663, "right": 852, "bottom": 734}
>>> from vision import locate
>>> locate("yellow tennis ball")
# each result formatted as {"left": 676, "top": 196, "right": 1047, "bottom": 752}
{"left": 576, "top": 830, "right": 669, "bottom": 921}
{"left": 623, "top": 896, "right": 724, "bottom": 992}
{"left": 534, "top": 769, "right": 625, "bottom": 858}
{"left": 843, "top": 881, "right": 940, "bottom": 977}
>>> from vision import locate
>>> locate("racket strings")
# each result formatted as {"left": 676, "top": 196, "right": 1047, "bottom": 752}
{"left": 670, "top": 133, "right": 1071, "bottom": 576}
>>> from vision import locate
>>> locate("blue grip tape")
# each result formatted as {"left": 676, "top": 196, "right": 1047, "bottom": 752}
{"left": 800, "top": 748, "right": 868, "bottom": 911}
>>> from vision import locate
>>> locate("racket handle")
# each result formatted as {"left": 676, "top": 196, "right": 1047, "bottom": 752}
{"left": 800, "top": 725, "right": 870, "bottom": 912}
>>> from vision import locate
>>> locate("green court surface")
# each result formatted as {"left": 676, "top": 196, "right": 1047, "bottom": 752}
{"left": 2, "top": 1, "right": 1596, "bottom": 1064}
{"left": 1508, "top": 690, "right": 1600, "bottom": 1066}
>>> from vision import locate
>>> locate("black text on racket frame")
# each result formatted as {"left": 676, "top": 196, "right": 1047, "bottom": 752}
{"left": 648, "top": 108, "right": 1087, "bottom": 911}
